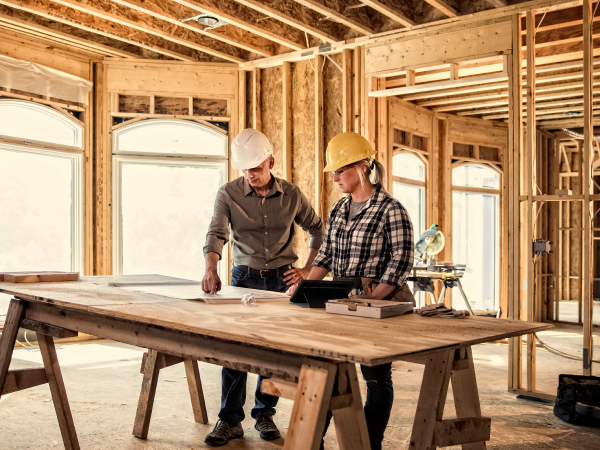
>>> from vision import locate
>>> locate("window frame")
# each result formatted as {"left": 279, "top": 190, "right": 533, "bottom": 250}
{"left": 111, "top": 119, "right": 229, "bottom": 281}
{"left": 451, "top": 162, "right": 502, "bottom": 311}
{"left": 0, "top": 101, "right": 84, "bottom": 273}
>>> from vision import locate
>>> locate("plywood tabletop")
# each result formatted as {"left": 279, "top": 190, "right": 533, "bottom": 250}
{"left": 0, "top": 276, "right": 553, "bottom": 366}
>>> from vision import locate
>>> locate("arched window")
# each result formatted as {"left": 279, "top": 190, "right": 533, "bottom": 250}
{"left": 392, "top": 152, "right": 426, "bottom": 237}
{"left": 452, "top": 164, "right": 500, "bottom": 311}
{"left": 0, "top": 99, "right": 83, "bottom": 320}
{"left": 112, "top": 119, "right": 228, "bottom": 281}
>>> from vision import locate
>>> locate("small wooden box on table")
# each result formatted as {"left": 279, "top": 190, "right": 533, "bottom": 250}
{"left": 0, "top": 275, "right": 552, "bottom": 450}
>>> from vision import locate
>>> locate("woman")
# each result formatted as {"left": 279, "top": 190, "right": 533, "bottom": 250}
{"left": 302, "top": 131, "right": 414, "bottom": 450}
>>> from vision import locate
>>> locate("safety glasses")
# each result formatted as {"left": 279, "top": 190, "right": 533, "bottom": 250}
{"left": 332, "top": 164, "right": 357, "bottom": 176}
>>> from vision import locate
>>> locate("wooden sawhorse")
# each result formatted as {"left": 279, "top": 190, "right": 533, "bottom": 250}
{"left": 0, "top": 298, "right": 80, "bottom": 450}
{"left": 133, "top": 350, "right": 208, "bottom": 439}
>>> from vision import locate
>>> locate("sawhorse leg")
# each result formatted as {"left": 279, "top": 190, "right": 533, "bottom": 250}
{"left": 0, "top": 298, "right": 80, "bottom": 450}
{"left": 409, "top": 347, "right": 490, "bottom": 449}
{"left": 261, "top": 358, "right": 370, "bottom": 450}
{"left": 133, "top": 350, "right": 208, "bottom": 439}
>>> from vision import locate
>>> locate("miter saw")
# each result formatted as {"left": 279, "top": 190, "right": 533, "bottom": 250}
{"left": 414, "top": 224, "right": 445, "bottom": 265}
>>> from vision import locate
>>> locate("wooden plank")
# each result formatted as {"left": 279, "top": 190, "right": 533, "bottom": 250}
{"left": 111, "top": 0, "right": 273, "bottom": 57}
{"left": 284, "top": 358, "right": 337, "bottom": 450}
{"left": 106, "top": 64, "right": 238, "bottom": 98}
{"left": 315, "top": 54, "right": 324, "bottom": 218}
{"left": 37, "top": 333, "right": 80, "bottom": 450}
{"left": 1, "top": 367, "right": 48, "bottom": 395}
{"left": 294, "top": 0, "right": 374, "bottom": 35}
{"left": 172, "top": 0, "right": 303, "bottom": 51}
{"left": 365, "top": 21, "right": 512, "bottom": 75}
{"left": 234, "top": 0, "right": 337, "bottom": 43}
{"left": 282, "top": 62, "right": 292, "bottom": 182}
{"left": 94, "top": 61, "right": 111, "bottom": 276}
{"left": 342, "top": 49, "right": 353, "bottom": 133}
{"left": 133, "top": 349, "right": 162, "bottom": 439}
{"left": 47, "top": 0, "right": 245, "bottom": 63}
{"left": 260, "top": 378, "right": 298, "bottom": 400}
{"left": 253, "top": 67, "right": 262, "bottom": 131}
{"left": 183, "top": 358, "right": 208, "bottom": 424}
{"left": 1, "top": 272, "right": 79, "bottom": 283}
{"left": 582, "top": 0, "right": 594, "bottom": 375}
{"left": 20, "top": 319, "right": 78, "bottom": 339}
{"left": 140, "top": 351, "right": 183, "bottom": 373}
{"left": 408, "top": 349, "right": 454, "bottom": 449}
{"left": 353, "top": 47, "right": 362, "bottom": 133}
{"left": 377, "top": 84, "right": 389, "bottom": 191}
{"left": 360, "top": 0, "right": 415, "bottom": 27}
{"left": 525, "top": 10, "right": 536, "bottom": 393}
{"left": 425, "top": 0, "right": 458, "bottom": 18}
{"left": 502, "top": 27, "right": 518, "bottom": 326}
{"left": 0, "top": 298, "right": 25, "bottom": 398}
{"left": 369, "top": 73, "right": 508, "bottom": 98}
{"left": 450, "top": 347, "right": 487, "bottom": 449}
{"left": 331, "top": 363, "right": 370, "bottom": 450}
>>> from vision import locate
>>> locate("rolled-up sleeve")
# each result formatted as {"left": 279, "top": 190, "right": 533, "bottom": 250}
{"left": 380, "top": 204, "right": 414, "bottom": 286}
{"left": 295, "top": 191, "right": 324, "bottom": 249}
{"left": 203, "top": 187, "right": 231, "bottom": 259}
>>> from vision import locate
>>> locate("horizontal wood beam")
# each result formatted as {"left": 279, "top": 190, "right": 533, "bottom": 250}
{"left": 294, "top": 0, "right": 374, "bottom": 35}
{"left": 370, "top": 72, "right": 509, "bottom": 98}
{"left": 0, "top": 0, "right": 212, "bottom": 61}
{"left": 0, "top": 8, "right": 138, "bottom": 58}
{"left": 173, "top": 0, "right": 305, "bottom": 50}
{"left": 111, "top": 0, "right": 274, "bottom": 57}
{"left": 234, "top": 0, "right": 337, "bottom": 43}
{"left": 48, "top": 0, "right": 246, "bottom": 62}
{"left": 424, "top": 0, "right": 458, "bottom": 18}
{"left": 360, "top": 0, "right": 414, "bottom": 28}
{"left": 1, "top": 368, "right": 47, "bottom": 395}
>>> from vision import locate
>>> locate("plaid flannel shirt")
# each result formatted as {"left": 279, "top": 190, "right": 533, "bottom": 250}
{"left": 313, "top": 187, "right": 414, "bottom": 287}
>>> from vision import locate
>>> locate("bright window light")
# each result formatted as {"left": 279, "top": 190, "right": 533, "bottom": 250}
{"left": 452, "top": 164, "right": 500, "bottom": 311}
{"left": 393, "top": 152, "right": 425, "bottom": 182}
{"left": 0, "top": 99, "right": 83, "bottom": 148}
{"left": 114, "top": 119, "right": 227, "bottom": 156}
{"left": 113, "top": 120, "right": 228, "bottom": 281}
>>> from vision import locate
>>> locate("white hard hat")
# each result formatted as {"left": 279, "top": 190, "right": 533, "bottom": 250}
{"left": 231, "top": 128, "right": 273, "bottom": 170}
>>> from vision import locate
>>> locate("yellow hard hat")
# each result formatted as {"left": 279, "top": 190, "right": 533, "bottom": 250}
{"left": 323, "top": 132, "right": 376, "bottom": 172}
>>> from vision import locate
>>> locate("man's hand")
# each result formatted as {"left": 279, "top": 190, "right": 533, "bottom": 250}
{"left": 283, "top": 266, "right": 311, "bottom": 286}
{"left": 202, "top": 269, "right": 222, "bottom": 294}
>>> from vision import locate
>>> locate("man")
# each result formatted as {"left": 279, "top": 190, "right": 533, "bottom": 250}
{"left": 202, "top": 128, "right": 324, "bottom": 447}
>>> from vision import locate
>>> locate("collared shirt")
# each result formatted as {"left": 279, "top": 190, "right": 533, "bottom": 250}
{"left": 204, "top": 175, "right": 324, "bottom": 269}
{"left": 313, "top": 187, "right": 414, "bottom": 286}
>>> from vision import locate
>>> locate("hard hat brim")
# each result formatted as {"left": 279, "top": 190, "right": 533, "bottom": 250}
{"left": 231, "top": 150, "right": 273, "bottom": 170}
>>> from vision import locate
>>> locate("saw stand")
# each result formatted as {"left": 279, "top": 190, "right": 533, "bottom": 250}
{"left": 408, "top": 264, "right": 475, "bottom": 315}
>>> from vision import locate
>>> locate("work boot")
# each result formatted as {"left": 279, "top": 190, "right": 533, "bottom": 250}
{"left": 254, "top": 413, "right": 281, "bottom": 441}
{"left": 204, "top": 420, "right": 244, "bottom": 447}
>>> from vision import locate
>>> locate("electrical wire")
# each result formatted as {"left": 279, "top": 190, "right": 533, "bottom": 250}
{"left": 534, "top": 332, "right": 600, "bottom": 364}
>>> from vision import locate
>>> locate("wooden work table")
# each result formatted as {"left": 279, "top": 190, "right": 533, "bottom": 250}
{"left": 0, "top": 275, "right": 552, "bottom": 450}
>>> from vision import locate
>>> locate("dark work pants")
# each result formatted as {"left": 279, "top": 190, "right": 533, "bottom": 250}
{"left": 218, "top": 265, "right": 288, "bottom": 426}
{"left": 323, "top": 362, "right": 394, "bottom": 450}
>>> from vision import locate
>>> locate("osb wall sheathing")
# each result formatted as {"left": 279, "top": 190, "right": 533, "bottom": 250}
{"left": 292, "top": 60, "right": 316, "bottom": 266}
{"left": 323, "top": 54, "right": 344, "bottom": 216}
{"left": 245, "top": 71, "right": 253, "bottom": 130}
{"left": 560, "top": 149, "right": 582, "bottom": 301}
{"left": 261, "top": 66, "right": 283, "bottom": 178}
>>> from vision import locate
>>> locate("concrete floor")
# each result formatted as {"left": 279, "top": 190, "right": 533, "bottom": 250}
{"left": 1, "top": 324, "right": 599, "bottom": 449}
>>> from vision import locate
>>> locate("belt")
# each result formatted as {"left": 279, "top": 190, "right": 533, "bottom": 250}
{"left": 236, "top": 264, "right": 292, "bottom": 278}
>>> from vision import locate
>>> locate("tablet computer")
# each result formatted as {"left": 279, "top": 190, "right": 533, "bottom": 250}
{"left": 289, "top": 280, "right": 355, "bottom": 308}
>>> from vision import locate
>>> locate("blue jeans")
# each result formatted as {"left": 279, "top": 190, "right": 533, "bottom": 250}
{"left": 322, "top": 363, "right": 393, "bottom": 450}
{"left": 218, "top": 265, "right": 288, "bottom": 426}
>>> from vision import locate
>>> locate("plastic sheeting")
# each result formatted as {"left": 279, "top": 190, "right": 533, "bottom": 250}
{"left": 0, "top": 54, "right": 92, "bottom": 105}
